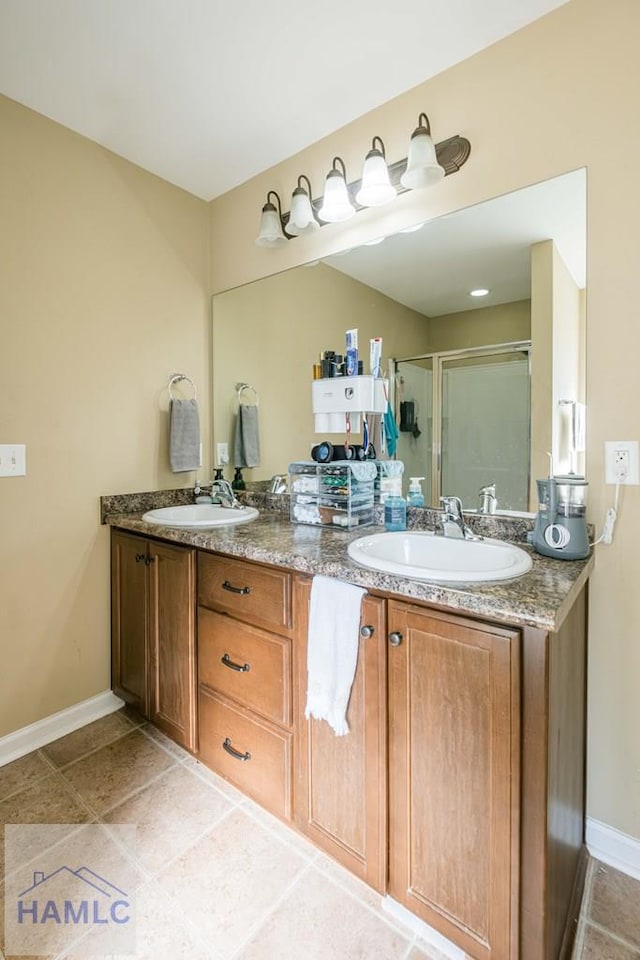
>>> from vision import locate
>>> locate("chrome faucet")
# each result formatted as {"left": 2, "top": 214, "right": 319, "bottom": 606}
{"left": 211, "top": 478, "right": 242, "bottom": 509}
{"left": 439, "top": 496, "right": 481, "bottom": 540}
{"left": 477, "top": 482, "right": 497, "bottom": 515}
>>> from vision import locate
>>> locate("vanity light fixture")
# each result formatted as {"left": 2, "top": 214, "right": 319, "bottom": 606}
{"left": 400, "top": 113, "right": 445, "bottom": 190}
{"left": 318, "top": 157, "right": 356, "bottom": 223}
{"left": 356, "top": 137, "right": 396, "bottom": 207}
{"left": 255, "top": 191, "right": 288, "bottom": 246}
{"left": 286, "top": 175, "right": 319, "bottom": 235}
{"left": 256, "top": 116, "right": 471, "bottom": 246}
{"left": 470, "top": 288, "right": 490, "bottom": 297}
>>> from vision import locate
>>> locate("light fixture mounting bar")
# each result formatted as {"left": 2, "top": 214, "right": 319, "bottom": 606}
{"left": 282, "top": 134, "right": 470, "bottom": 227}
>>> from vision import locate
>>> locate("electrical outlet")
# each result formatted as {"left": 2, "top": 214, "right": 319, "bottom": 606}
{"left": 0, "top": 444, "right": 26, "bottom": 477}
{"left": 216, "top": 442, "right": 229, "bottom": 467}
{"left": 605, "top": 440, "right": 639, "bottom": 484}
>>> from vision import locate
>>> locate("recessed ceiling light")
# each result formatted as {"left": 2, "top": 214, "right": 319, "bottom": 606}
{"left": 470, "top": 288, "right": 490, "bottom": 297}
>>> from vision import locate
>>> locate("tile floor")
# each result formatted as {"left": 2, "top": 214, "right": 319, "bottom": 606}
{"left": 0, "top": 710, "right": 638, "bottom": 960}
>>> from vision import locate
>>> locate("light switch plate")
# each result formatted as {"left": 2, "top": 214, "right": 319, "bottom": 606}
{"left": 0, "top": 444, "right": 26, "bottom": 477}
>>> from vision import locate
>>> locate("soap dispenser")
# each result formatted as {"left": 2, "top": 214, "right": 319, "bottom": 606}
{"left": 407, "top": 477, "right": 425, "bottom": 507}
{"left": 384, "top": 476, "right": 407, "bottom": 532}
{"left": 232, "top": 467, "right": 246, "bottom": 491}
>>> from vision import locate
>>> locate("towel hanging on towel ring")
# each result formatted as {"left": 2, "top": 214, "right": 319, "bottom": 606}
{"left": 233, "top": 382, "right": 260, "bottom": 468}
{"left": 167, "top": 374, "right": 200, "bottom": 472}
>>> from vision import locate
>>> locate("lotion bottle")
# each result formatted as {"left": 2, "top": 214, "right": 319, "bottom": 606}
{"left": 407, "top": 477, "right": 425, "bottom": 507}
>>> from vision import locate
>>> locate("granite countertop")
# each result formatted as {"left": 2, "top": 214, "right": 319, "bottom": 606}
{"left": 102, "top": 488, "right": 593, "bottom": 633}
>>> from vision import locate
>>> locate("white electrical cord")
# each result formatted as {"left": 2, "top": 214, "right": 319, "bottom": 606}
{"left": 592, "top": 482, "right": 620, "bottom": 545}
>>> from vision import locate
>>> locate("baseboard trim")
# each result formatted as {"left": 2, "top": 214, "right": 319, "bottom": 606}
{"left": 381, "top": 897, "right": 465, "bottom": 959}
{"left": 0, "top": 691, "right": 125, "bottom": 767}
{"left": 586, "top": 817, "right": 640, "bottom": 881}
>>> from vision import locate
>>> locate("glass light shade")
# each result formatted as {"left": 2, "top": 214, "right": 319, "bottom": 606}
{"left": 255, "top": 203, "right": 287, "bottom": 246}
{"left": 318, "top": 170, "right": 355, "bottom": 223}
{"left": 287, "top": 187, "right": 319, "bottom": 235}
{"left": 356, "top": 150, "right": 396, "bottom": 207}
{"left": 400, "top": 129, "right": 445, "bottom": 190}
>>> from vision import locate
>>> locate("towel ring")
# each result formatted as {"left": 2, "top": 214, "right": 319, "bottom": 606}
{"left": 236, "top": 382, "right": 259, "bottom": 406}
{"left": 168, "top": 373, "right": 197, "bottom": 402}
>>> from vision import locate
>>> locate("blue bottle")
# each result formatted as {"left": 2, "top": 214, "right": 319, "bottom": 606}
{"left": 407, "top": 477, "right": 425, "bottom": 507}
{"left": 384, "top": 480, "right": 407, "bottom": 531}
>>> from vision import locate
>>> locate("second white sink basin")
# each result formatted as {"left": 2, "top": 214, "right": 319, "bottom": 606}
{"left": 142, "top": 504, "right": 259, "bottom": 528}
{"left": 348, "top": 531, "right": 532, "bottom": 583}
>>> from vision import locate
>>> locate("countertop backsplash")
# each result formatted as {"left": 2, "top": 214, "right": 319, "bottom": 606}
{"left": 101, "top": 486, "right": 538, "bottom": 542}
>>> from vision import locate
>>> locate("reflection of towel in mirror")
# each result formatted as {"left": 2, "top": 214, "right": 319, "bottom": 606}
{"left": 383, "top": 403, "right": 399, "bottom": 456}
{"left": 233, "top": 404, "right": 261, "bottom": 468}
{"left": 305, "top": 575, "right": 366, "bottom": 736}
{"left": 169, "top": 398, "right": 201, "bottom": 472}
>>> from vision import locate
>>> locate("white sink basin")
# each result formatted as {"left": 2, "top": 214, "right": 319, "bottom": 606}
{"left": 142, "top": 504, "right": 259, "bottom": 528}
{"left": 348, "top": 531, "right": 532, "bottom": 583}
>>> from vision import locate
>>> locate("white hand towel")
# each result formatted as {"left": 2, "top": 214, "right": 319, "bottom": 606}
{"left": 305, "top": 575, "right": 366, "bottom": 736}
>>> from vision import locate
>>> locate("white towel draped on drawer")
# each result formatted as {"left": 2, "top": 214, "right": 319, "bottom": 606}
{"left": 305, "top": 575, "right": 366, "bottom": 736}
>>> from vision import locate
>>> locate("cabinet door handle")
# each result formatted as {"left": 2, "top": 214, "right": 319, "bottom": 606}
{"left": 222, "top": 737, "right": 251, "bottom": 762}
{"left": 135, "top": 553, "right": 146, "bottom": 563}
{"left": 145, "top": 555, "right": 156, "bottom": 565}
{"left": 221, "top": 653, "right": 251, "bottom": 673}
{"left": 222, "top": 580, "right": 251, "bottom": 596}
{"left": 388, "top": 631, "right": 403, "bottom": 647}
{"left": 360, "top": 624, "right": 375, "bottom": 639}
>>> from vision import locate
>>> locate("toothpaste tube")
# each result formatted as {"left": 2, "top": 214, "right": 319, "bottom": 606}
{"left": 370, "top": 337, "right": 383, "bottom": 377}
{"left": 346, "top": 328, "right": 358, "bottom": 377}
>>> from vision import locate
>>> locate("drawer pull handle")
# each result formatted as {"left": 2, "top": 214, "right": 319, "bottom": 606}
{"left": 222, "top": 580, "right": 251, "bottom": 596}
{"left": 388, "top": 631, "right": 403, "bottom": 647}
{"left": 360, "top": 624, "right": 375, "bottom": 639}
{"left": 222, "top": 737, "right": 251, "bottom": 762}
{"left": 221, "top": 653, "right": 251, "bottom": 673}
{"left": 135, "top": 553, "right": 146, "bottom": 563}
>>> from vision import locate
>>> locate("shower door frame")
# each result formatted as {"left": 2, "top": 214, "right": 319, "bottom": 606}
{"left": 393, "top": 340, "right": 532, "bottom": 509}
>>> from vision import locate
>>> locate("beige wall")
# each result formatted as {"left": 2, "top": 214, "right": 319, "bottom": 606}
{"left": 0, "top": 96, "right": 210, "bottom": 736}
{"left": 425, "top": 299, "right": 530, "bottom": 353}
{"left": 209, "top": 0, "right": 640, "bottom": 840}
{"left": 213, "top": 263, "right": 428, "bottom": 478}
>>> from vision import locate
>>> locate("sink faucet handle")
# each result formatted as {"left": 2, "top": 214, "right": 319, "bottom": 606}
{"left": 477, "top": 483, "right": 497, "bottom": 515}
{"left": 440, "top": 495, "right": 463, "bottom": 519}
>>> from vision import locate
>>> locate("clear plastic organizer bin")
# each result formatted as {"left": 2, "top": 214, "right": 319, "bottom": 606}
{"left": 288, "top": 460, "right": 376, "bottom": 528}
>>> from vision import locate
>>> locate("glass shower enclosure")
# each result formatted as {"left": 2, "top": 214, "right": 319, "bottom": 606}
{"left": 394, "top": 343, "right": 531, "bottom": 512}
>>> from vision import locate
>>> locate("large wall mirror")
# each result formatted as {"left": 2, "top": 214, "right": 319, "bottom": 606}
{"left": 212, "top": 168, "right": 586, "bottom": 514}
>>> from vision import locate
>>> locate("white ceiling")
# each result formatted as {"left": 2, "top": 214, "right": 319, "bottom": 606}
{"left": 325, "top": 170, "right": 586, "bottom": 316}
{"left": 0, "top": 0, "right": 568, "bottom": 200}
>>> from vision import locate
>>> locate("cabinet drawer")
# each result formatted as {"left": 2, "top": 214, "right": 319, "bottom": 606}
{"left": 199, "top": 688, "right": 292, "bottom": 821}
{"left": 198, "top": 607, "right": 291, "bottom": 725}
{"left": 198, "top": 553, "right": 292, "bottom": 634}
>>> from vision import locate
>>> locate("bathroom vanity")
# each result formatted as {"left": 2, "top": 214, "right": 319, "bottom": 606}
{"left": 105, "top": 493, "right": 591, "bottom": 960}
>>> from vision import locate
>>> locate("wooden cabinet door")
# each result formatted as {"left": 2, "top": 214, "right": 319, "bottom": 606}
{"left": 148, "top": 541, "right": 196, "bottom": 752}
{"left": 388, "top": 600, "right": 520, "bottom": 960}
{"left": 111, "top": 530, "right": 149, "bottom": 716}
{"left": 294, "top": 579, "right": 387, "bottom": 892}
